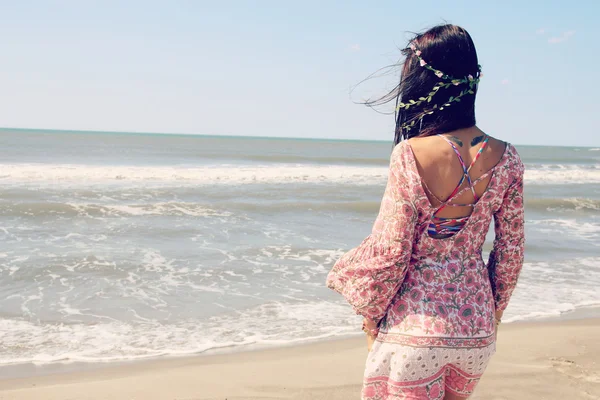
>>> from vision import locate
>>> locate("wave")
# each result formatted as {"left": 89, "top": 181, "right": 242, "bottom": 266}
{"left": 0, "top": 202, "right": 231, "bottom": 218}
{"left": 4, "top": 197, "right": 598, "bottom": 219}
{"left": 524, "top": 157, "right": 600, "bottom": 165}
{"left": 222, "top": 200, "right": 381, "bottom": 215}
{"left": 3, "top": 298, "right": 599, "bottom": 366}
{"left": 0, "top": 163, "right": 388, "bottom": 186}
{"left": 1, "top": 247, "right": 599, "bottom": 366}
{"left": 503, "top": 257, "right": 600, "bottom": 322}
{"left": 0, "top": 301, "right": 360, "bottom": 366}
{"left": 2, "top": 256, "right": 600, "bottom": 366}
{"left": 526, "top": 198, "right": 600, "bottom": 213}
{"left": 223, "top": 154, "right": 389, "bottom": 166}
{"left": 527, "top": 218, "right": 600, "bottom": 244}
{"left": 0, "top": 163, "right": 599, "bottom": 186}
{"left": 0, "top": 201, "right": 379, "bottom": 219}
{"left": 525, "top": 165, "right": 600, "bottom": 184}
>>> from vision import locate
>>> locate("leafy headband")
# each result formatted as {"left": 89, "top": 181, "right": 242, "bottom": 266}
{"left": 397, "top": 43, "right": 483, "bottom": 132}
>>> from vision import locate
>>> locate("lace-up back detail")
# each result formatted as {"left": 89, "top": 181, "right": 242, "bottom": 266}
{"left": 425, "top": 134, "right": 490, "bottom": 238}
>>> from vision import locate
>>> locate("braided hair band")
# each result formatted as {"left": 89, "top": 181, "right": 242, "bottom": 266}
{"left": 397, "top": 43, "right": 483, "bottom": 132}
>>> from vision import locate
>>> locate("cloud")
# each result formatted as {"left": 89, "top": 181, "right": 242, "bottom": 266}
{"left": 501, "top": 79, "right": 510, "bottom": 85}
{"left": 349, "top": 44, "right": 361, "bottom": 52}
{"left": 536, "top": 28, "right": 546, "bottom": 35}
{"left": 548, "top": 30, "right": 575, "bottom": 44}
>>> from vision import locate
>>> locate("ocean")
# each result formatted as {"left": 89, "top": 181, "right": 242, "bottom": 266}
{"left": 0, "top": 128, "right": 599, "bottom": 367}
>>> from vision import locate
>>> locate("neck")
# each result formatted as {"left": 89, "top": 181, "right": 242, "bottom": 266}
{"left": 444, "top": 126, "right": 483, "bottom": 138}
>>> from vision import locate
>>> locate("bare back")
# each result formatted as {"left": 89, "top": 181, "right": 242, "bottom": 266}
{"left": 407, "top": 126, "right": 507, "bottom": 221}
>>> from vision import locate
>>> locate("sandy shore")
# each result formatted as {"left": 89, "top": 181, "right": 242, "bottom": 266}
{"left": 0, "top": 318, "right": 599, "bottom": 400}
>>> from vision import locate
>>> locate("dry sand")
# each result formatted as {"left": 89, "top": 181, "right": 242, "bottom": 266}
{"left": 0, "top": 318, "right": 599, "bottom": 400}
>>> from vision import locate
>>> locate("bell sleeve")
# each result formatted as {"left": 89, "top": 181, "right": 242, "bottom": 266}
{"left": 326, "top": 144, "right": 417, "bottom": 322}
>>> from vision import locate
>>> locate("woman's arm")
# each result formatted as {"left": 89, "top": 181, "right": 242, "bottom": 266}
{"left": 326, "top": 144, "right": 417, "bottom": 323}
{"left": 487, "top": 165, "right": 525, "bottom": 315}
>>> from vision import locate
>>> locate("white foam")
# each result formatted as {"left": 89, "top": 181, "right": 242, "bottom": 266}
{"left": 503, "top": 257, "right": 600, "bottom": 322}
{"left": 547, "top": 198, "right": 600, "bottom": 212}
{"left": 2, "top": 253, "right": 600, "bottom": 367}
{"left": 0, "top": 163, "right": 388, "bottom": 186}
{"left": 0, "top": 301, "right": 359, "bottom": 366}
{"left": 1, "top": 162, "right": 599, "bottom": 186}
{"left": 528, "top": 218, "right": 600, "bottom": 244}
{"left": 525, "top": 165, "right": 600, "bottom": 184}
{"left": 2, "top": 197, "right": 599, "bottom": 372}
{"left": 3, "top": 276, "right": 599, "bottom": 367}
{"left": 64, "top": 202, "right": 231, "bottom": 218}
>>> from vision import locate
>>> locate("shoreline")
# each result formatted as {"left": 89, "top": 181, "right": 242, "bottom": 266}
{"left": 1, "top": 318, "right": 599, "bottom": 399}
{"left": 2, "top": 305, "right": 600, "bottom": 382}
{"left": 2, "top": 305, "right": 600, "bottom": 381}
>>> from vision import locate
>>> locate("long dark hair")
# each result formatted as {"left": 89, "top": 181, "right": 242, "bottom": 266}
{"left": 365, "top": 24, "right": 480, "bottom": 145}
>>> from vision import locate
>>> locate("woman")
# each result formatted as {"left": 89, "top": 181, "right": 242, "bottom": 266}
{"left": 326, "top": 24, "right": 525, "bottom": 399}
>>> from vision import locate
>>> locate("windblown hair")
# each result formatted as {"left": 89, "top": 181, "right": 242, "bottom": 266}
{"left": 365, "top": 24, "right": 481, "bottom": 145}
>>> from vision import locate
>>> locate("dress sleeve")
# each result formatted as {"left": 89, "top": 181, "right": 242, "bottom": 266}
{"left": 326, "top": 144, "right": 417, "bottom": 322}
{"left": 487, "top": 161, "right": 525, "bottom": 312}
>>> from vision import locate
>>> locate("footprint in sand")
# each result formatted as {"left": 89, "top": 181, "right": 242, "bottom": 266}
{"left": 550, "top": 356, "right": 600, "bottom": 384}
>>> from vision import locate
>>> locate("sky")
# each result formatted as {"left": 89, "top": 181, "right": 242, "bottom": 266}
{"left": 0, "top": 1, "right": 598, "bottom": 146}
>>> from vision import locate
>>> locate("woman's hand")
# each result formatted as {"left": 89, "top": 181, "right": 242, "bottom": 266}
{"left": 362, "top": 318, "right": 379, "bottom": 352}
{"left": 366, "top": 332, "right": 376, "bottom": 352}
{"left": 494, "top": 310, "right": 503, "bottom": 337}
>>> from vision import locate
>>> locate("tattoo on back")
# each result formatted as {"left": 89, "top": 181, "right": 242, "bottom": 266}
{"left": 448, "top": 136, "right": 463, "bottom": 147}
{"left": 471, "top": 135, "right": 485, "bottom": 146}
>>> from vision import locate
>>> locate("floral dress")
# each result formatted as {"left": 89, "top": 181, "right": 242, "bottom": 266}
{"left": 326, "top": 139, "right": 525, "bottom": 399}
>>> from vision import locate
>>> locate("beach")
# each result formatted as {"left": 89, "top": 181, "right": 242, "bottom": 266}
{"left": 1, "top": 129, "right": 599, "bottom": 398}
{"left": 1, "top": 3, "right": 598, "bottom": 398}
{"left": 0, "top": 318, "right": 599, "bottom": 399}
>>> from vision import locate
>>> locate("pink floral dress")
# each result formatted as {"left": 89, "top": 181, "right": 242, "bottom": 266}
{"left": 326, "top": 140, "right": 525, "bottom": 399}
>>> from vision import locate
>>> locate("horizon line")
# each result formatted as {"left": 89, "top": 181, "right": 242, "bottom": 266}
{"left": 0, "top": 126, "right": 589, "bottom": 148}
{"left": 0, "top": 126, "right": 390, "bottom": 144}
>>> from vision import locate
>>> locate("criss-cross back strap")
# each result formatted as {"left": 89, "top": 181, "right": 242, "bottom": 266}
{"left": 433, "top": 134, "right": 489, "bottom": 215}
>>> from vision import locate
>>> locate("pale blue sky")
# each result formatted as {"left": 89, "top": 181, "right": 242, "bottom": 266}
{"left": 0, "top": 1, "right": 598, "bottom": 146}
